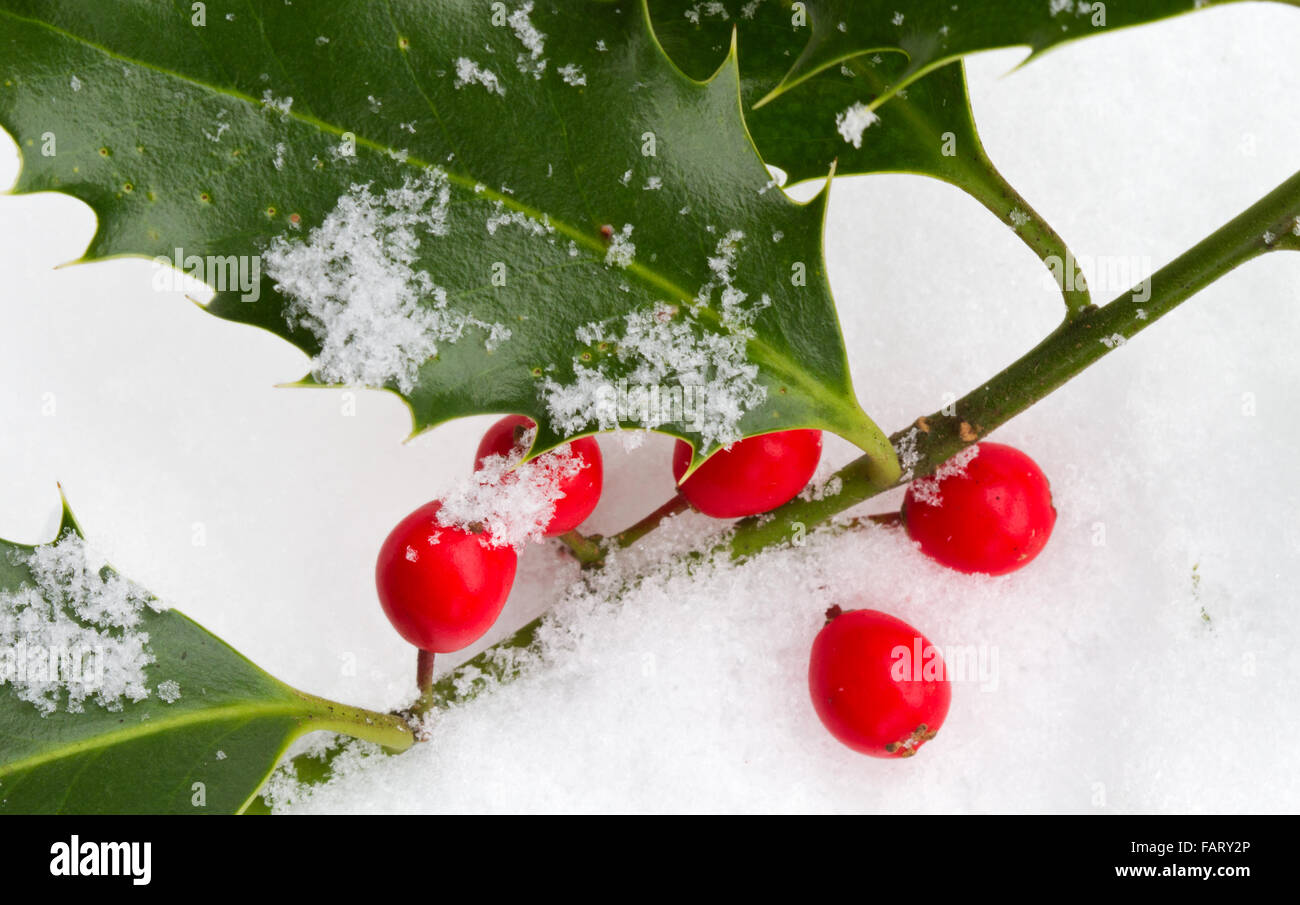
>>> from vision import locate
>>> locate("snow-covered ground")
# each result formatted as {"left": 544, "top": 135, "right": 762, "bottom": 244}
{"left": 2, "top": 5, "right": 1299, "bottom": 812}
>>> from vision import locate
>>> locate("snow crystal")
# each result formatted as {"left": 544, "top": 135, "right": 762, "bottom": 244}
{"left": 543, "top": 231, "right": 770, "bottom": 446}
{"left": 435, "top": 432, "right": 590, "bottom": 549}
{"left": 643, "top": 176, "right": 663, "bottom": 191}
{"left": 485, "top": 201, "right": 554, "bottom": 237}
{"left": 603, "top": 224, "right": 636, "bottom": 268}
{"left": 835, "top": 102, "right": 879, "bottom": 149}
{"left": 216, "top": 750, "right": 227, "bottom": 760}
{"left": 261, "top": 90, "right": 293, "bottom": 115}
{"left": 907, "top": 444, "right": 980, "bottom": 507}
{"left": 684, "top": 2, "right": 729, "bottom": 25}
{"left": 895, "top": 426, "right": 923, "bottom": 482}
{"left": 557, "top": 64, "right": 587, "bottom": 87}
{"left": 156, "top": 679, "right": 181, "bottom": 703}
{"left": 509, "top": 3, "right": 547, "bottom": 79}
{"left": 799, "top": 474, "right": 844, "bottom": 502}
{"left": 264, "top": 170, "right": 511, "bottom": 393}
{"left": 892, "top": 11, "right": 905, "bottom": 25}
{"left": 69, "top": 75, "right": 82, "bottom": 92}
{"left": 547, "top": 308, "right": 768, "bottom": 449}
{"left": 0, "top": 532, "right": 166, "bottom": 715}
{"left": 696, "top": 230, "right": 771, "bottom": 333}
{"left": 1100, "top": 333, "right": 1127, "bottom": 348}
{"left": 454, "top": 58, "right": 506, "bottom": 96}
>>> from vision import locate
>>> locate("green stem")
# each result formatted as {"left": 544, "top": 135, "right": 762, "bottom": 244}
{"left": 611, "top": 493, "right": 691, "bottom": 547}
{"left": 729, "top": 168, "right": 1300, "bottom": 556}
{"left": 556, "top": 529, "right": 605, "bottom": 566}
{"left": 296, "top": 692, "right": 414, "bottom": 754}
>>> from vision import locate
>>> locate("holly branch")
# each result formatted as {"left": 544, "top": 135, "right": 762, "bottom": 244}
{"left": 443, "top": 165, "right": 1300, "bottom": 692}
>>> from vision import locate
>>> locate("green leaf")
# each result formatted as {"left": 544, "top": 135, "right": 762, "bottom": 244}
{"left": 650, "top": 2, "right": 1092, "bottom": 312}
{"left": 0, "top": 498, "right": 412, "bottom": 814}
{"left": 0, "top": 0, "right": 896, "bottom": 473}
{"left": 760, "top": 0, "right": 1299, "bottom": 106}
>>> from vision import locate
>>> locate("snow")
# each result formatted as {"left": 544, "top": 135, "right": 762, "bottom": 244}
{"left": 156, "top": 679, "right": 181, "bottom": 703}
{"left": 557, "top": 64, "right": 587, "bottom": 87}
{"left": 541, "top": 231, "right": 770, "bottom": 448}
{"left": 260, "top": 90, "right": 293, "bottom": 116}
{"left": 602, "top": 223, "right": 635, "bottom": 268}
{"left": 453, "top": 58, "right": 505, "bottom": 96}
{"left": 906, "top": 444, "right": 980, "bottom": 507}
{"left": 434, "top": 433, "right": 588, "bottom": 550}
{"left": 836, "top": 101, "right": 879, "bottom": 149}
{"left": 0, "top": 533, "right": 165, "bottom": 715}
{"left": 1, "top": 4, "right": 1300, "bottom": 813}
{"left": 509, "top": 3, "right": 547, "bottom": 79}
{"left": 264, "top": 171, "right": 511, "bottom": 393}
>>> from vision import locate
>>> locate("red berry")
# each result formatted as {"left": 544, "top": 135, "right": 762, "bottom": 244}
{"left": 808, "top": 608, "right": 951, "bottom": 758}
{"left": 474, "top": 415, "right": 603, "bottom": 536}
{"left": 375, "top": 501, "right": 517, "bottom": 652}
{"left": 902, "top": 442, "right": 1056, "bottom": 576}
{"left": 672, "top": 429, "right": 822, "bottom": 519}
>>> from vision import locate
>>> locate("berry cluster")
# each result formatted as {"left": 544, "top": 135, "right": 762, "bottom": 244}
{"left": 374, "top": 424, "right": 1056, "bottom": 760}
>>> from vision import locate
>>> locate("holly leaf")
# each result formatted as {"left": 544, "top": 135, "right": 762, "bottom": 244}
{"left": 650, "top": 2, "right": 1093, "bottom": 312}
{"left": 0, "top": 498, "right": 412, "bottom": 814}
{"left": 0, "top": 0, "right": 896, "bottom": 474}
{"left": 760, "top": 0, "right": 1299, "bottom": 106}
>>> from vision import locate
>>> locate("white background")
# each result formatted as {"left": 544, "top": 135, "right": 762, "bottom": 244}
{"left": 3, "top": 4, "right": 1300, "bottom": 812}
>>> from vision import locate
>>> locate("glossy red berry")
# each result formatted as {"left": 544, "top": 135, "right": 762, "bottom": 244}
{"left": 902, "top": 442, "right": 1056, "bottom": 576}
{"left": 375, "top": 501, "right": 517, "bottom": 652}
{"left": 672, "top": 429, "right": 822, "bottom": 519}
{"left": 474, "top": 415, "right": 603, "bottom": 536}
{"left": 809, "top": 607, "right": 951, "bottom": 758}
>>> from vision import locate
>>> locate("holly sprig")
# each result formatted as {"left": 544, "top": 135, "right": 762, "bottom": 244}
{"left": 1, "top": 0, "right": 1297, "bottom": 812}
{"left": 266, "top": 166, "right": 1300, "bottom": 806}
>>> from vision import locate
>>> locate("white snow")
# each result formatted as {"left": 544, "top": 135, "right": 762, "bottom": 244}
{"left": 156, "top": 679, "right": 181, "bottom": 703}
{"left": 260, "top": 90, "right": 293, "bottom": 115}
{"left": 906, "top": 444, "right": 980, "bottom": 507}
{"left": 835, "top": 101, "right": 879, "bottom": 148}
{"left": 264, "top": 171, "right": 511, "bottom": 393}
{"left": 542, "top": 233, "right": 770, "bottom": 448}
{"left": 509, "top": 3, "right": 547, "bottom": 79}
{"left": 433, "top": 428, "right": 589, "bottom": 550}
{"left": 454, "top": 58, "right": 506, "bottom": 96}
{"left": 0, "top": 533, "right": 165, "bottom": 715}
{"left": 602, "top": 223, "right": 636, "bottom": 268}
{"left": 557, "top": 64, "right": 587, "bottom": 87}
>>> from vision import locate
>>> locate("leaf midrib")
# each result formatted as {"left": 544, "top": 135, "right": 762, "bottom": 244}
{"left": 0, "top": 696, "right": 307, "bottom": 778}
